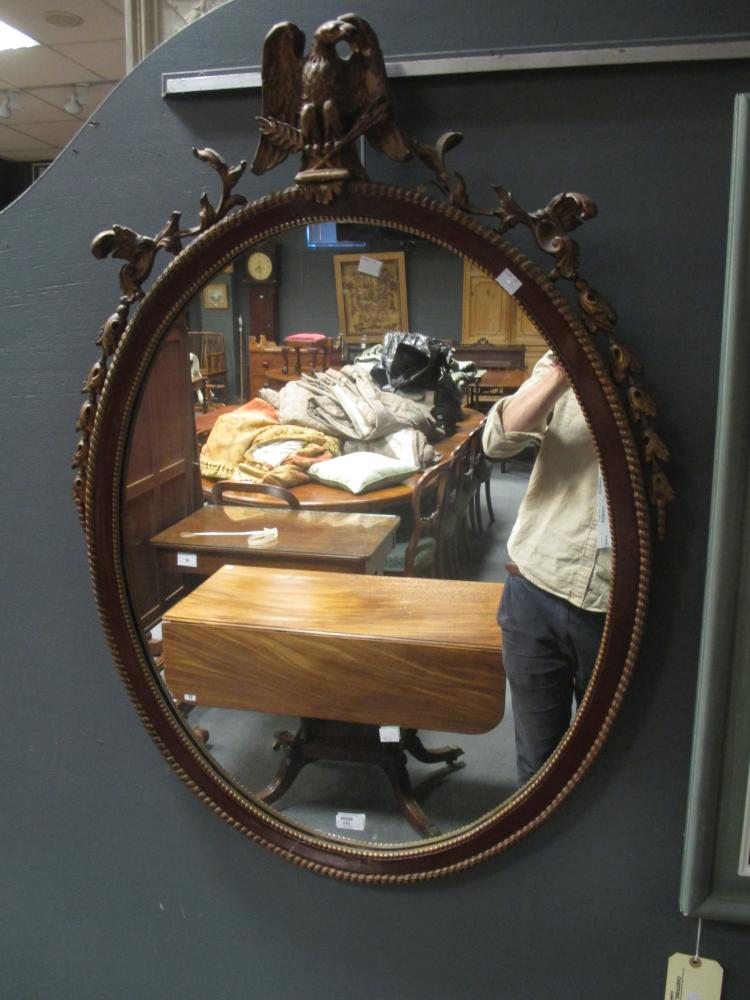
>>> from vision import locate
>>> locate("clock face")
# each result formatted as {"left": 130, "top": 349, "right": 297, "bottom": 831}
{"left": 247, "top": 251, "right": 273, "bottom": 281}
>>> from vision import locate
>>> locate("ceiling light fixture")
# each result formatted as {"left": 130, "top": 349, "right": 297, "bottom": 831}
{"left": 0, "top": 91, "right": 21, "bottom": 119}
{"left": 64, "top": 84, "right": 89, "bottom": 115}
{"left": 43, "top": 11, "right": 84, "bottom": 28}
{"left": 0, "top": 18, "right": 39, "bottom": 50}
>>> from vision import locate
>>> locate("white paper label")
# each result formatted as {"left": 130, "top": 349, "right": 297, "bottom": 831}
{"left": 182, "top": 693, "right": 197, "bottom": 703}
{"left": 336, "top": 812, "right": 366, "bottom": 831}
{"left": 496, "top": 268, "right": 522, "bottom": 295}
{"left": 177, "top": 552, "right": 198, "bottom": 568}
{"left": 597, "top": 467, "right": 611, "bottom": 550}
{"left": 357, "top": 255, "right": 384, "bottom": 278}
{"left": 664, "top": 954, "right": 723, "bottom": 1000}
{"left": 379, "top": 726, "right": 401, "bottom": 743}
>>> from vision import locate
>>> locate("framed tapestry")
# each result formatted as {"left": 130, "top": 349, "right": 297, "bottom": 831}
{"left": 333, "top": 251, "right": 408, "bottom": 346}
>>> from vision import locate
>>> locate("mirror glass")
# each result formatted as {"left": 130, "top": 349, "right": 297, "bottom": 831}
{"left": 121, "top": 221, "right": 609, "bottom": 845}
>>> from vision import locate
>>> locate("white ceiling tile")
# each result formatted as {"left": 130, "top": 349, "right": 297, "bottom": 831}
{"left": 52, "top": 39, "right": 125, "bottom": 79}
{"left": 10, "top": 118, "right": 82, "bottom": 146}
{"left": 0, "top": 45, "right": 103, "bottom": 87}
{"left": 0, "top": 124, "right": 51, "bottom": 150}
{"left": 26, "top": 80, "right": 116, "bottom": 115}
{"left": 0, "top": 148, "right": 55, "bottom": 161}
{"left": 1, "top": 1, "right": 124, "bottom": 46}
{"left": 0, "top": 88, "right": 68, "bottom": 124}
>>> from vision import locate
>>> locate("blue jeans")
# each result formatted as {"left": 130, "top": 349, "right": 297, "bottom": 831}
{"left": 498, "top": 573, "right": 605, "bottom": 785}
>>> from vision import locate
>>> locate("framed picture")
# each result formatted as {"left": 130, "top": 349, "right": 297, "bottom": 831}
{"left": 680, "top": 93, "right": 750, "bottom": 925}
{"left": 201, "top": 283, "right": 229, "bottom": 310}
{"left": 333, "top": 251, "right": 408, "bottom": 344}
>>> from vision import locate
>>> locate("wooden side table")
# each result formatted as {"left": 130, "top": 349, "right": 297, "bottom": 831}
{"left": 152, "top": 507, "right": 399, "bottom": 578}
{"left": 162, "top": 567, "right": 504, "bottom": 836}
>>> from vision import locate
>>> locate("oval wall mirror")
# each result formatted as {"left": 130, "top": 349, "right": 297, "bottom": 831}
{"left": 74, "top": 14, "right": 670, "bottom": 882}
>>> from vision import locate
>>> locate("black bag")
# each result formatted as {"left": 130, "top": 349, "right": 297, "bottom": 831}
{"left": 371, "top": 332, "right": 463, "bottom": 435}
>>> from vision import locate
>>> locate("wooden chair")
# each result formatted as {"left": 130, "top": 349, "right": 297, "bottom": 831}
{"left": 455, "top": 427, "right": 491, "bottom": 539}
{"left": 189, "top": 331, "right": 227, "bottom": 406}
{"left": 210, "top": 481, "right": 300, "bottom": 508}
{"left": 383, "top": 460, "right": 451, "bottom": 577}
{"left": 440, "top": 438, "right": 475, "bottom": 578}
{"left": 475, "top": 450, "right": 495, "bottom": 528}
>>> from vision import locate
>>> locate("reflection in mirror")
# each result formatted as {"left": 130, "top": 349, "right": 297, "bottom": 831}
{"left": 122, "top": 222, "right": 609, "bottom": 844}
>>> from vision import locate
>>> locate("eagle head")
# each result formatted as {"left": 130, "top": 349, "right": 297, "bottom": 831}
{"left": 313, "top": 18, "right": 357, "bottom": 49}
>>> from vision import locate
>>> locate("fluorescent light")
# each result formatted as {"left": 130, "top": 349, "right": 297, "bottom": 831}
{"left": 0, "top": 19, "right": 39, "bottom": 51}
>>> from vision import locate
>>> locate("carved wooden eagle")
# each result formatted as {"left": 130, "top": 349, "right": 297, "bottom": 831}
{"left": 251, "top": 14, "right": 412, "bottom": 182}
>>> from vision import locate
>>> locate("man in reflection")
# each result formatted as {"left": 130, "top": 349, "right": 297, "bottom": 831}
{"left": 482, "top": 351, "right": 611, "bottom": 785}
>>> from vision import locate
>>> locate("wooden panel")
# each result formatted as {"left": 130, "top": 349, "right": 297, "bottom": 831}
{"left": 461, "top": 259, "right": 547, "bottom": 370}
{"left": 248, "top": 284, "right": 278, "bottom": 343}
{"left": 162, "top": 566, "right": 505, "bottom": 734}
{"left": 123, "top": 325, "right": 202, "bottom": 630}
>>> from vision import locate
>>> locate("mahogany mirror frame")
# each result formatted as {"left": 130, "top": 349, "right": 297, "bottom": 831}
{"left": 80, "top": 181, "right": 651, "bottom": 882}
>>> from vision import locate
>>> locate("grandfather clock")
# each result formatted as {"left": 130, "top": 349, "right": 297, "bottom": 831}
{"left": 246, "top": 246, "right": 279, "bottom": 342}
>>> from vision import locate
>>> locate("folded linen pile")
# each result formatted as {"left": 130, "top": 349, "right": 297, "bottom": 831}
{"left": 262, "top": 365, "right": 440, "bottom": 442}
{"left": 199, "top": 398, "right": 339, "bottom": 487}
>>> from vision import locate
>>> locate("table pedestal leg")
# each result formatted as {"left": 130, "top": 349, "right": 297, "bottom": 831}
{"left": 255, "top": 719, "right": 464, "bottom": 838}
{"left": 402, "top": 729, "right": 464, "bottom": 766}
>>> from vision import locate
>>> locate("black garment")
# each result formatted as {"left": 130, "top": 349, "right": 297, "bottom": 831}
{"left": 498, "top": 573, "right": 605, "bottom": 785}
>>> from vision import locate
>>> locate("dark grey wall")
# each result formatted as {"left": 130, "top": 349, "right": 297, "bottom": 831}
{"left": 273, "top": 227, "right": 464, "bottom": 344}
{"left": 2, "top": 2, "right": 750, "bottom": 997}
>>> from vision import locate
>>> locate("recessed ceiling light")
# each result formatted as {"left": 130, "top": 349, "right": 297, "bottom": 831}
{"left": 0, "top": 19, "right": 39, "bottom": 50}
{"left": 44, "top": 11, "right": 84, "bottom": 28}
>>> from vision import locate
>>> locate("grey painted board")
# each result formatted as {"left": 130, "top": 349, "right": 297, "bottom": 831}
{"left": 163, "top": 39, "right": 750, "bottom": 96}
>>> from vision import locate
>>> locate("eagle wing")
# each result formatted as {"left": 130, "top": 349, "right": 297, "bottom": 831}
{"left": 339, "top": 13, "right": 412, "bottom": 162}
{"left": 251, "top": 21, "right": 305, "bottom": 175}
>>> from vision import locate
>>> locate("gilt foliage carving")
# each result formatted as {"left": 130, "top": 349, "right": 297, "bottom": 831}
{"left": 413, "top": 127, "right": 673, "bottom": 538}
{"left": 73, "top": 149, "right": 247, "bottom": 525}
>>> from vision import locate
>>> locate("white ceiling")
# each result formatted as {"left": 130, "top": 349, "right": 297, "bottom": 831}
{"left": 0, "top": 0, "right": 125, "bottom": 162}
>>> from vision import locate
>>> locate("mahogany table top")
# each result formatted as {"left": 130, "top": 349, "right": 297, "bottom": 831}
{"left": 152, "top": 507, "right": 399, "bottom": 576}
{"left": 162, "top": 566, "right": 505, "bottom": 733}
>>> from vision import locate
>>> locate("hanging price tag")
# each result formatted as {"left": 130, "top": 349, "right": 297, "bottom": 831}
{"left": 664, "top": 954, "right": 723, "bottom": 1000}
{"left": 379, "top": 726, "right": 401, "bottom": 743}
{"left": 597, "top": 467, "right": 611, "bottom": 550}
{"left": 496, "top": 268, "right": 522, "bottom": 295}
{"left": 358, "top": 255, "right": 383, "bottom": 277}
